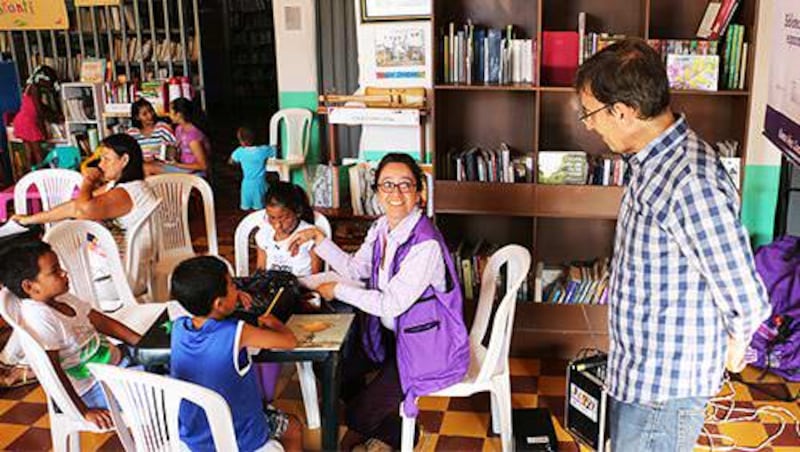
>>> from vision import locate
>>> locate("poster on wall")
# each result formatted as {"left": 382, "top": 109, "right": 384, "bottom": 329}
{"left": 0, "top": 0, "right": 69, "bottom": 30}
{"left": 374, "top": 25, "right": 426, "bottom": 80}
{"left": 765, "top": 0, "right": 800, "bottom": 166}
{"left": 361, "top": 0, "right": 430, "bottom": 22}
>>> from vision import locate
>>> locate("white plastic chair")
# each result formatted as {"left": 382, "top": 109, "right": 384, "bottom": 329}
{"left": 123, "top": 198, "right": 162, "bottom": 299}
{"left": 232, "top": 210, "right": 331, "bottom": 430}
{"left": 14, "top": 168, "right": 82, "bottom": 228}
{"left": 148, "top": 173, "right": 219, "bottom": 301}
{"left": 266, "top": 108, "right": 313, "bottom": 186}
{"left": 44, "top": 220, "right": 166, "bottom": 333}
{"left": 0, "top": 289, "right": 114, "bottom": 451}
{"left": 87, "top": 363, "right": 284, "bottom": 452}
{"left": 400, "top": 245, "right": 531, "bottom": 452}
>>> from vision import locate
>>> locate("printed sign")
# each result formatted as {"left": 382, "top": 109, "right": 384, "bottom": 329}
{"left": 328, "top": 107, "right": 420, "bottom": 126}
{"left": 74, "top": 0, "right": 121, "bottom": 5}
{"left": 570, "top": 383, "right": 599, "bottom": 423}
{"left": 765, "top": 0, "right": 800, "bottom": 165}
{"left": 0, "top": 0, "right": 69, "bottom": 30}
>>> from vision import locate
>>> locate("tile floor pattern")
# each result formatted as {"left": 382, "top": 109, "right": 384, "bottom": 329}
{"left": 0, "top": 361, "right": 799, "bottom": 451}
{"left": 1, "top": 162, "right": 799, "bottom": 450}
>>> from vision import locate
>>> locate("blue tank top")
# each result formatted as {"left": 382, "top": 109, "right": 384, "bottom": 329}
{"left": 170, "top": 317, "right": 269, "bottom": 451}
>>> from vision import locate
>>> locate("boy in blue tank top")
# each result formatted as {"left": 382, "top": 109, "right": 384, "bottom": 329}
{"left": 169, "top": 256, "right": 302, "bottom": 452}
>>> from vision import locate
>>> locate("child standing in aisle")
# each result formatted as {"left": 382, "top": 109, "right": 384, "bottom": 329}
{"left": 12, "top": 66, "right": 63, "bottom": 167}
{"left": 230, "top": 126, "right": 275, "bottom": 211}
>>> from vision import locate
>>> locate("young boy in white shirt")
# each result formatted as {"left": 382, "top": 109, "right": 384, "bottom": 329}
{"left": 0, "top": 240, "right": 142, "bottom": 429}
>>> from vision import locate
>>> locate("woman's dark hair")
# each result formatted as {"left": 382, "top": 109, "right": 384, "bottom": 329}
{"left": 170, "top": 256, "right": 229, "bottom": 316}
{"left": 0, "top": 241, "right": 53, "bottom": 299}
{"left": 265, "top": 181, "right": 315, "bottom": 224}
{"left": 574, "top": 38, "right": 670, "bottom": 120}
{"left": 373, "top": 153, "right": 424, "bottom": 193}
{"left": 130, "top": 98, "right": 157, "bottom": 129}
{"left": 170, "top": 97, "right": 208, "bottom": 132}
{"left": 100, "top": 133, "right": 145, "bottom": 183}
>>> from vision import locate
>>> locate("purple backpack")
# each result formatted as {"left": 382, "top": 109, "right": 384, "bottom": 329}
{"left": 748, "top": 236, "right": 800, "bottom": 381}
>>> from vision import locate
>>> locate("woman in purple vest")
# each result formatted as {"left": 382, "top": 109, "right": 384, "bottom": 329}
{"left": 289, "top": 153, "right": 470, "bottom": 450}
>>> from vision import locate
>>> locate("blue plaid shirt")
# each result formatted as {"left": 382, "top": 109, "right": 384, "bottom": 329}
{"left": 607, "top": 115, "right": 770, "bottom": 404}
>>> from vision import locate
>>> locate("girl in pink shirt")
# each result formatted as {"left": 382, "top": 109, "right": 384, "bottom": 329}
{"left": 12, "top": 66, "right": 63, "bottom": 167}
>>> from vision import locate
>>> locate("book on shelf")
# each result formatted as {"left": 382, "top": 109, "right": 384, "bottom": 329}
{"left": 537, "top": 151, "right": 589, "bottom": 185}
{"left": 450, "top": 240, "right": 533, "bottom": 303}
{"left": 441, "top": 22, "right": 536, "bottom": 85}
{"left": 448, "top": 143, "right": 532, "bottom": 183}
{"left": 540, "top": 259, "right": 610, "bottom": 305}
{"left": 696, "top": 0, "right": 723, "bottom": 39}
{"left": 666, "top": 54, "right": 720, "bottom": 91}
{"left": 587, "top": 156, "right": 629, "bottom": 187}
{"left": 541, "top": 31, "right": 578, "bottom": 87}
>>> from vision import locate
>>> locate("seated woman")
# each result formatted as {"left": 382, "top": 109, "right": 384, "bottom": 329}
{"left": 13, "top": 133, "right": 159, "bottom": 304}
{"left": 126, "top": 98, "right": 176, "bottom": 158}
{"left": 289, "top": 153, "right": 470, "bottom": 451}
{"left": 144, "top": 97, "right": 209, "bottom": 177}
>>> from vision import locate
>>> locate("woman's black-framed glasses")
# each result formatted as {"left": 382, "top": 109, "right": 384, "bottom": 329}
{"left": 375, "top": 180, "right": 416, "bottom": 194}
{"left": 578, "top": 103, "right": 612, "bottom": 122}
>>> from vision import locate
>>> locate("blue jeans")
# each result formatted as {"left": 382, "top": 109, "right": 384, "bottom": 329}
{"left": 81, "top": 349, "right": 143, "bottom": 410}
{"left": 610, "top": 396, "right": 707, "bottom": 452}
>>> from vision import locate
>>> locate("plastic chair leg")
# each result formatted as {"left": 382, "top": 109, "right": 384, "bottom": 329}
{"left": 50, "top": 419, "right": 80, "bottom": 452}
{"left": 296, "top": 361, "right": 320, "bottom": 429}
{"left": 492, "top": 375, "right": 514, "bottom": 451}
{"left": 400, "top": 404, "right": 417, "bottom": 452}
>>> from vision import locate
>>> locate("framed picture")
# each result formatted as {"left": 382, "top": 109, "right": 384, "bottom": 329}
{"left": 360, "top": 0, "right": 431, "bottom": 23}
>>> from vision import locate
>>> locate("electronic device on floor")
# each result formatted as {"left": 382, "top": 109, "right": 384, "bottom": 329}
{"left": 512, "top": 407, "right": 557, "bottom": 451}
{"left": 565, "top": 352, "right": 610, "bottom": 452}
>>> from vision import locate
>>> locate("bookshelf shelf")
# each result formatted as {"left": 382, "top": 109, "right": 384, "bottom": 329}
{"left": 431, "top": 0, "right": 759, "bottom": 358}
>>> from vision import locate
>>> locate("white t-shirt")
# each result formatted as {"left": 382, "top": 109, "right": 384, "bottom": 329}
{"left": 19, "top": 293, "right": 112, "bottom": 395}
{"left": 254, "top": 219, "right": 315, "bottom": 277}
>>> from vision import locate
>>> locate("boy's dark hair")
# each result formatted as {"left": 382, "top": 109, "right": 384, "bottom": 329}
{"left": 265, "top": 181, "right": 315, "bottom": 224}
{"left": 0, "top": 241, "right": 53, "bottom": 299}
{"left": 170, "top": 256, "right": 230, "bottom": 316}
{"left": 237, "top": 127, "right": 255, "bottom": 146}
{"left": 574, "top": 38, "right": 670, "bottom": 120}
{"left": 101, "top": 133, "right": 145, "bottom": 183}
{"left": 373, "top": 152, "right": 424, "bottom": 193}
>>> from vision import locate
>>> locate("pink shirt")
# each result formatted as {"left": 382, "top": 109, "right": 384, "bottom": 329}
{"left": 314, "top": 208, "right": 446, "bottom": 331}
{"left": 175, "top": 124, "right": 210, "bottom": 164}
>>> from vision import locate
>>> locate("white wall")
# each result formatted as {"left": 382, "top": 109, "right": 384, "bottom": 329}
{"left": 273, "top": 0, "right": 318, "bottom": 93}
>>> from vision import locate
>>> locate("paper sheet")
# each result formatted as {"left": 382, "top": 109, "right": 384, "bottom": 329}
{"left": 0, "top": 220, "right": 29, "bottom": 239}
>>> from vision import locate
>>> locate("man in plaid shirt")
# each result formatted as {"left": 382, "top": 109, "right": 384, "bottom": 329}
{"left": 575, "top": 39, "right": 770, "bottom": 451}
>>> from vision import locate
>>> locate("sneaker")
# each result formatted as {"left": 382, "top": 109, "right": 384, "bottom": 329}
{"left": 0, "top": 363, "right": 37, "bottom": 388}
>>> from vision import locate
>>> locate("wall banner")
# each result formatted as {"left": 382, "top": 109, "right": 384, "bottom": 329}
{"left": 765, "top": 0, "right": 800, "bottom": 166}
{"left": 0, "top": 0, "right": 69, "bottom": 30}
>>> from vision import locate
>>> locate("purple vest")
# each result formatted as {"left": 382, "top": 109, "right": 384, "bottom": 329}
{"left": 363, "top": 214, "right": 470, "bottom": 417}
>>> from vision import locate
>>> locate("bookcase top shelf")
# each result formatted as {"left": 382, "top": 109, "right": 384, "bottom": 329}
{"left": 434, "top": 85, "right": 750, "bottom": 96}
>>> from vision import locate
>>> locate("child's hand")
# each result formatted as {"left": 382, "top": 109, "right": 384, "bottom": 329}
{"left": 84, "top": 408, "right": 114, "bottom": 429}
{"left": 237, "top": 290, "right": 253, "bottom": 310}
{"left": 257, "top": 313, "right": 283, "bottom": 330}
{"left": 288, "top": 227, "right": 323, "bottom": 256}
{"left": 317, "top": 282, "right": 337, "bottom": 301}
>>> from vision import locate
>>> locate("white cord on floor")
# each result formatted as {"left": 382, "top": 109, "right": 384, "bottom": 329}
{"left": 696, "top": 374, "right": 800, "bottom": 451}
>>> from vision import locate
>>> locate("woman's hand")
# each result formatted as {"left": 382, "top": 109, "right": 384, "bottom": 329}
{"left": 317, "top": 282, "right": 337, "bottom": 301}
{"left": 288, "top": 227, "right": 324, "bottom": 256}
{"left": 81, "top": 167, "right": 104, "bottom": 185}
{"left": 10, "top": 214, "right": 32, "bottom": 226}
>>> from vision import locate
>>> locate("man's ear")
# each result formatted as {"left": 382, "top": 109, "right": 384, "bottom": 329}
{"left": 21, "top": 279, "right": 37, "bottom": 297}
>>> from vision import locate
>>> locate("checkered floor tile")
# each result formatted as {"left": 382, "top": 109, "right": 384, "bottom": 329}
{"left": 1, "top": 159, "right": 798, "bottom": 450}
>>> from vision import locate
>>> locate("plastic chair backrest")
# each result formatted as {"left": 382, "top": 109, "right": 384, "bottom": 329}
{"left": 44, "top": 220, "right": 137, "bottom": 310}
{"left": 87, "top": 363, "right": 241, "bottom": 452}
{"left": 234, "top": 210, "right": 331, "bottom": 277}
{"left": 268, "top": 108, "right": 312, "bottom": 161}
{"left": 14, "top": 168, "right": 82, "bottom": 216}
{"left": 123, "top": 198, "right": 161, "bottom": 289}
{"left": 149, "top": 173, "right": 218, "bottom": 260}
{"left": 470, "top": 245, "right": 531, "bottom": 383}
{"left": 0, "top": 289, "right": 87, "bottom": 422}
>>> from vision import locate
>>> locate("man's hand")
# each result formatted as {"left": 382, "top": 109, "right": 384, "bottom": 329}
{"left": 84, "top": 408, "right": 114, "bottom": 429}
{"left": 317, "top": 282, "right": 337, "bottom": 301}
{"left": 726, "top": 336, "right": 748, "bottom": 373}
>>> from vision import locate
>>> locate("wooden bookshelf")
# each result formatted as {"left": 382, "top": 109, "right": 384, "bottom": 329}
{"left": 430, "top": 0, "right": 760, "bottom": 358}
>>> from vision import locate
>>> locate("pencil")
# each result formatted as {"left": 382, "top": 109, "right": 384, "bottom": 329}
{"left": 263, "top": 287, "right": 285, "bottom": 318}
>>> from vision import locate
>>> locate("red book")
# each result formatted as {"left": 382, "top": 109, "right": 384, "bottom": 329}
{"left": 542, "top": 31, "right": 579, "bottom": 87}
{"left": 710, "top": 0, "right": 739, "bottom": 39}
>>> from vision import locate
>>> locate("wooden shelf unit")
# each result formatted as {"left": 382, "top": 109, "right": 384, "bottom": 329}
{"left": 430, "top": 0, "right": 760, "bottom": 358}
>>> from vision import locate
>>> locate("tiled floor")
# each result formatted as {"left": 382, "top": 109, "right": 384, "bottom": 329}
{"left": 1, "top": 160, "right": 798, "bottom": 450}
